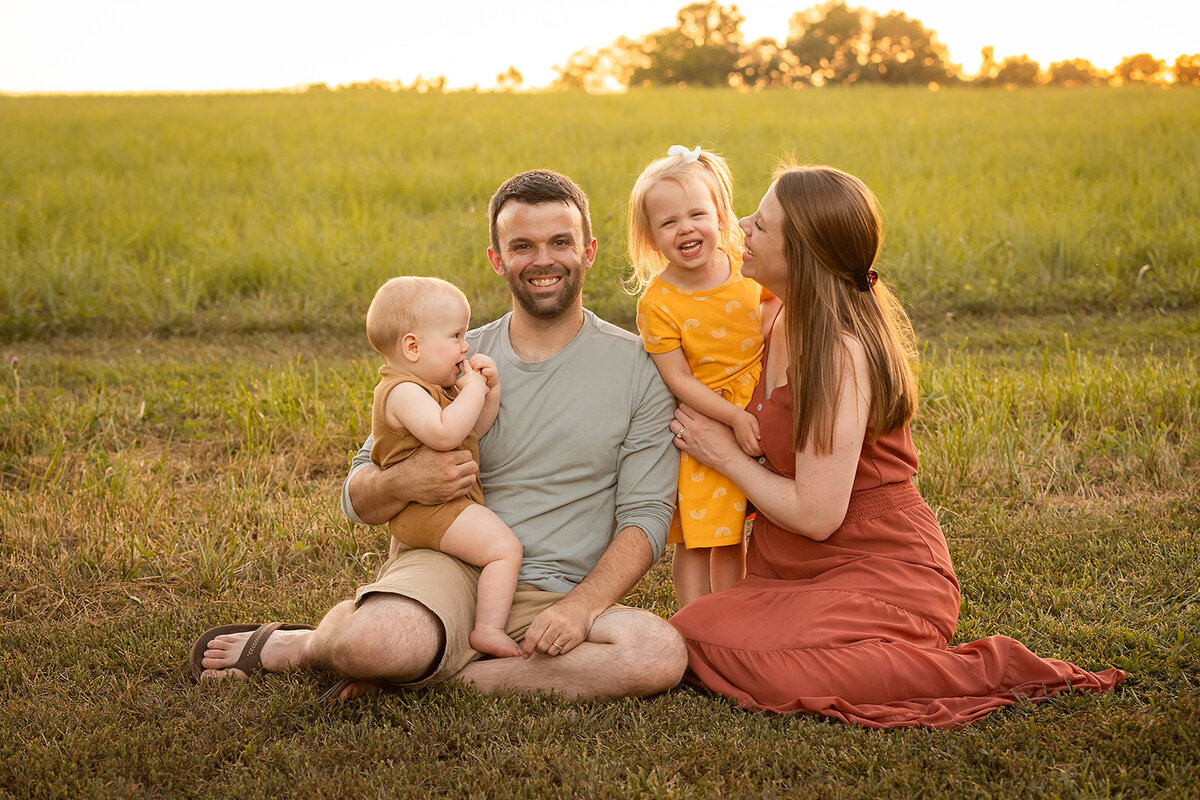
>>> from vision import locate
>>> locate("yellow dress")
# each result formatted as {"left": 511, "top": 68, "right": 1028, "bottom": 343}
{"left": 636, "top": 267, "right": 764, "bottom": 548}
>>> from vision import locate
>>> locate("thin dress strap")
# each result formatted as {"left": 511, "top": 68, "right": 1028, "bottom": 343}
{"left": 760, "top": 302, "right": 786, "bottom": 396}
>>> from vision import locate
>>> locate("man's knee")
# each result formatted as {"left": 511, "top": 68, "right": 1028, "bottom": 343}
{"left": 606, "top": 609, "right": 688, "bottom": 696}
{"left": 639, "top": 614, "right": 688, "bottom": 692}
{"left": 329, "top": 594, "right": 444, "bottom": 682}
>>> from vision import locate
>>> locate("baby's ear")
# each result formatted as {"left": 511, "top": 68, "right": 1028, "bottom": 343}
{"left": 400, "top": 332, "right": 421, "bottom": 363}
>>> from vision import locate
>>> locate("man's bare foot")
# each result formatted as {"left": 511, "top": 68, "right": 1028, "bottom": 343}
{"left": 199, "top": 625, "right": 312, "bottom": 680}
{"left": 469, "top": 627, "right": 522, "bottom": 658}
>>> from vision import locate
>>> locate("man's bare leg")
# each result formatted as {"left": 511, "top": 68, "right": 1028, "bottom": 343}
{"left": 456, "top": 607, "right": 687, "bottom": 699}
{"left": 199, "top": 593, "right": 443, "bottom": 698}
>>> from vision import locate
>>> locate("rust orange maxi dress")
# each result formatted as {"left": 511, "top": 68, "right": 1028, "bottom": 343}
{"left": 669, "top": 360, "right": 1125, "bottom": 729}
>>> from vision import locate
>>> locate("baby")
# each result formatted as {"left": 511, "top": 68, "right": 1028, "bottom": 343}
{"left": 365, "top": 276, "right": 522, "bottom": 658}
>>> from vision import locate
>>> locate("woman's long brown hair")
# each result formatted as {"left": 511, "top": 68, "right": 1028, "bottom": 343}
{"left": 772, "top": 165, "right": 918, "bottom": 454}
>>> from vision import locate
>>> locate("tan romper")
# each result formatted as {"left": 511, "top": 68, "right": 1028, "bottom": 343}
{"left": 371, "top": 364, "right": 484, "bottom": 549}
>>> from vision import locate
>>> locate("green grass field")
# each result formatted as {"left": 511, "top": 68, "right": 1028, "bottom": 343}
{"left": 1, "top": 87, "right": 1198, "bottom": 798}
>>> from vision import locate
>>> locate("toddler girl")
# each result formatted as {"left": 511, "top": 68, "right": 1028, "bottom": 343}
{"left": 628, "top": 145, "right": 764, "bottom": 607}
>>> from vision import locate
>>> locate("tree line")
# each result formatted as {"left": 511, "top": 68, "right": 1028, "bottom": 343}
{"left": 546, "top": 1, "right": 1198, "bottom": 91}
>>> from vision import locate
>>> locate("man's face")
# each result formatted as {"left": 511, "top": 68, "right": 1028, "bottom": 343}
{"left": 487, "top": 200, "right": 596, "bottom": 321}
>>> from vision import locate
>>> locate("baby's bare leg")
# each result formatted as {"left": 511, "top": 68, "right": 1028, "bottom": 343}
{"left": 439, "top": 504, "right": 523, "bottom": 658}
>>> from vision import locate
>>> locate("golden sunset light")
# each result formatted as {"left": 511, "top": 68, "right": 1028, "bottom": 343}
{"left": 1, "top": 0, "right": 1195, "bottom": 93}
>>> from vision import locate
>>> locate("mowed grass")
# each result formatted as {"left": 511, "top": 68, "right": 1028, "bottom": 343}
{"left": 2, "top": 88, "right": 1199, "bottom": 797}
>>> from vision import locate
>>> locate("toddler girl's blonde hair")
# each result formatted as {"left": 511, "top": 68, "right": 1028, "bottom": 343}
{"left": 626, "top": 146, "right": 744, "bottom": 293}
{"left": 366, "top": 276, "right": 466, "bottom": 358}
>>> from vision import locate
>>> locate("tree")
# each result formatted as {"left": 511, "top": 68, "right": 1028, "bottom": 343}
{"left": 975, "top": 46, "right": 1000, "bottom": 83}
{"left": 553, "top": 37, "right": 648, "bottom": 92}
{"left": 733, "top": 37, "right": 802, "bottom": 89}
{"left": 860, "top": 10, "right": 956, "bottom": 84}
{"left": 785, "top": 1, "right": 869, "bottom": 86}
{"left": 1174, "top": 54, "right": 1200, "bottom": 85}
{"left": 630, "top": 1, "right": 746, "bottom": 87}
{"left": 992, "top": 55, "right": 1041, "bottom": 86}
{"left": 495, "top": 66, "right": 524, "bottom": 92}
{"left": 1115, "top": 53, "right": 1166, "bottom": 84}
{"left": 1047, "top": 59, "right": 1106, "bottom": 87}
{"left": 785, "top": 2, "right": 955, "bottom": 86}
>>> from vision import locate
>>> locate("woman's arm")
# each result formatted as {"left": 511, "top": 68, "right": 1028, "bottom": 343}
{"left": 671, "top": 337, "right": 870, "bottom": 541}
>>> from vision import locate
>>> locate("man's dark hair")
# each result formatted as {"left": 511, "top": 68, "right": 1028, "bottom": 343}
{"left": 488, "top": 169, "right": 592, "bottom": 252}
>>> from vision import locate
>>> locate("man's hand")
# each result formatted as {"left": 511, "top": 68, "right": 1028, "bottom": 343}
{"left": 521, "top": 594, "right": 595, "bottom": 659}
{"left": 348, "top": 446, "right": 478, "bottom": 525}
{"left": 402, "top": 447, "right": 479, "bottom": 505}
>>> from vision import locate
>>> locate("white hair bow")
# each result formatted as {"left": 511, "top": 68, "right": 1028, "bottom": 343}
{"left": 667, "top": 144, "right": 701, "bottom": 162}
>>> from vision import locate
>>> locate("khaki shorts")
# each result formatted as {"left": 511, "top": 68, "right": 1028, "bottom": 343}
{"left": 354, "top": 546, "right": 620, "bottom": 688}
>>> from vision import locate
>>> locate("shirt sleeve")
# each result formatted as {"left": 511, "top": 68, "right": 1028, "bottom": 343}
{"left": 635, "top": 290, "right": 682, "bottom": 355}
{"left": 614, "top": 352, "right": 679, "bottom": 562}
{"left": 340, "top": 434, "right": 375, "bottom": 526}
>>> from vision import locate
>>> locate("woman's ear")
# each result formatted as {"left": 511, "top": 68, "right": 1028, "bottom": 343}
{"left": 400, "top": 332, "right": 421, "bottom": 364}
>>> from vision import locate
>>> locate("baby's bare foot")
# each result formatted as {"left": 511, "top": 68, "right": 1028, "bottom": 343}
{"left": 469, "top": 628, "right": 522, "bottom": 659}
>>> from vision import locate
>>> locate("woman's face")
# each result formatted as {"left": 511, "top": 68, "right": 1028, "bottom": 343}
{"left": 739, "top": 182, "right": 788, "bottom": 295}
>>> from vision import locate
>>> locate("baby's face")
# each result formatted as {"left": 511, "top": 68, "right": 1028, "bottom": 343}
{"left": 413, "top": 294, "right": 471, "bottom": 387}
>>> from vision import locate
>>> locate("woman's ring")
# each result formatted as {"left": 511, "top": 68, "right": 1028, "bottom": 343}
{"left": 675, "top": 428, "right": 686, "bottom": 439}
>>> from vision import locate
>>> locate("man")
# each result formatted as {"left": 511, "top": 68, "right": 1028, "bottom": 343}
{"left": 194, "top": 169, "right": 686, "bottom": 700}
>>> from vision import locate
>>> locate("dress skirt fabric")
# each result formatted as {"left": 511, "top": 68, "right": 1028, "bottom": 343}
{"left": 671, "top": 483, "right": 1125, "bottom": 728}
{"left": 669, "top": 348, "right": 1124, "bottom": 728}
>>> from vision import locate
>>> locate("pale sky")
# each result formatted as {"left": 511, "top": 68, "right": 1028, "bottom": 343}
{"left": 1, "top": 0, "right": 1194, "bottom": 93}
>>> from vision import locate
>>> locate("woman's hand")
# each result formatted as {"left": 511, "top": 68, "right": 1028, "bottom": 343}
{"left": 670, "top": 404, "right": 747, "bottom": 467}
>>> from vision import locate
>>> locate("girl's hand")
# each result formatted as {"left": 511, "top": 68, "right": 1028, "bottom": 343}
{"left": 468, "top": 353, "right": 500, "bottom": 390}
{"left": 732, "top": 410, "right": 763, "bottom": 457}
{"left": 670, "top": 404, "right": 745, "bottom": 467}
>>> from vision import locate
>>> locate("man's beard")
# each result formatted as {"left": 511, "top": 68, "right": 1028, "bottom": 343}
{"left": 502, "top": 259, "right": 585, "bottom": 321}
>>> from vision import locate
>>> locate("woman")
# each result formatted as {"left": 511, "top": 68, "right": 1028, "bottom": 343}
{"left": 667, "top": 165, "right": 1124, "bottom": 728}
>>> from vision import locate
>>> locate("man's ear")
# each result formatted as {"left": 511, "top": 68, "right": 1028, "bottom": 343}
{"left": 400, "top": 332, "right": 421, "bottom": 364}
{"left": 582, "top": 237, "right": 597, "bottom": 271}
{"left": 487, "top": 247, "right": 505, "bottom": 277}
